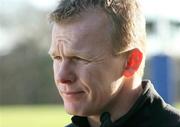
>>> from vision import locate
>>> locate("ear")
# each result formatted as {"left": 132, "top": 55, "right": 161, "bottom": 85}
{"left": 123, "top": 48, "right": 143, "bottom": 78}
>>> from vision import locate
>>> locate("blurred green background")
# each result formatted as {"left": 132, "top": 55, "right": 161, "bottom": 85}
{"left": 0, "top": 105, "right": 71, "bottom": 127}
{"left": 0, "top": 0, "right": 180, "bottom": 127}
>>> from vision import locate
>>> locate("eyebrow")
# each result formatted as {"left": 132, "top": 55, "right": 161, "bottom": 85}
{"left": 48, "top": 48, "right": 94, "bottom": 61}
{"left": 48, "top": 37, "right": 70, "bottom": 57}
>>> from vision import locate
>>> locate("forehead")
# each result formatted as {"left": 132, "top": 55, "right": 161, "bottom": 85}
{"left": 50, "top": 9, "right": 113, "bottom": 55}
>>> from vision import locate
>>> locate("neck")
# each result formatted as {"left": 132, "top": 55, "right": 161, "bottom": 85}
{"left": 88, "top": 116, "right": 100, "bottom": 127}
{"left": 88, "top": 77, "right": 143, "bottom": 127}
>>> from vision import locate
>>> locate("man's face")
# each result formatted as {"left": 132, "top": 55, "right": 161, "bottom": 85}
{"left": 49, "top": 9, "right": 126, "bottom": 116}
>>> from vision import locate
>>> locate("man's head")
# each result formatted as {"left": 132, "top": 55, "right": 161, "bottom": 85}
{"left": 49, "top": 0, "right": 146, "bottom": 116}
{"left": 49, "top": 0, "right": 146, "bottom": 77}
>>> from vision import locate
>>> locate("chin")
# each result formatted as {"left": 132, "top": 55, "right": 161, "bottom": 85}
{"left": 64, "top": 101, "right": 83, "bottom": 115}
{"left": 64, "top": 103, "right": 94, "bottom": 117}
{"left": 65, "top": 109, "right": 87, "bottom": 116}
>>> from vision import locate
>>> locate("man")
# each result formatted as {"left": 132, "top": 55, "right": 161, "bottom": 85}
{"left": 48, "top": 0, "right": 180, "bottom": 127}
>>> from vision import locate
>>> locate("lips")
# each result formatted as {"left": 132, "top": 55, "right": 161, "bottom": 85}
{"left": 63, "top": 91, "right": 85, "bottom": 95}
{"left": 61, "top": 90, "right": 85, "bottom": 100}
{"left": 57, "top": 85, "right": 85, "bottom": 100}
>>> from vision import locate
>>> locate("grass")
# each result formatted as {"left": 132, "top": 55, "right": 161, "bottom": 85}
{"left": 0, "top": 104, "right": 180, "bottom": 127}
{"left": 0, "top": 105, "right": 71, "bottom": 127}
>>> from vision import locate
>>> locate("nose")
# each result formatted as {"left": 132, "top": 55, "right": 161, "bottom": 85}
{"left": 54, "top": 60, "right": 76, "bottom": 84}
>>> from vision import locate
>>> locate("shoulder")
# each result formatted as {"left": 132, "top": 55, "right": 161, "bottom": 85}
{"left": 147, "top": 101, "right": 180, "bottom": 126}
{"left": 133, "top": 98, "right": 180, "bottom": 127}
{"left": 161, "top": 104, "right": 180, "bottom": 124}
{"left": 134, "top": 80, "right": 180, "bottom": 126}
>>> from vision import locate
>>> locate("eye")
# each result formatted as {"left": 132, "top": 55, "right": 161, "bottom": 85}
{"left": 72, "top": 57, "right": 89, "bottom": 64}
{"left": 53, "top": 56, "right": 62, "bottom": 60}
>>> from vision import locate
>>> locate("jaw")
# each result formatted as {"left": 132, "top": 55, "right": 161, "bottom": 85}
{"left": 97, "top": 77, "right": 142, "bottom": 122}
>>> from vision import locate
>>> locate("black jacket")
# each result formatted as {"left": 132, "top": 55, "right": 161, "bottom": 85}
{"left": 66, "top": 80, "right": 180, "bottom": 127}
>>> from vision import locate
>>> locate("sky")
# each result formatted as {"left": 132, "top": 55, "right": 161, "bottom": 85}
{"left": 141, "top": 0, "right": 180, "bottom": 21}
{"left": 28, "top": 0, "right": 58, "bottom": 10}
{"left": 0, "top": 0, "right": 180, "bottom": 56}
{"left": 0, "top": 0, "right": 57, "bottom": 10}
{"left": 0, "top": 0, "right": 58, "bottom": 55}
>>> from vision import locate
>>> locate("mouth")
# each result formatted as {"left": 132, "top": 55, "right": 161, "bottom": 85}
{"left": 64, "top": 91, "right": 84, "bottom": 95}
{"left": 61, "top": 91, "right": 85, "bottom": 100}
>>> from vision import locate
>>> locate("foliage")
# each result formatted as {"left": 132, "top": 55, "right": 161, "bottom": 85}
{"left": 0, "top": 41, "right": 63, "bottom": 104}
{"left": 0, "top": 4, "right": 62, "bottom": 105}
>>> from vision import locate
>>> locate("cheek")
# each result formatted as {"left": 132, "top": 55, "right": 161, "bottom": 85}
{"left": 53, "top": 60, "right": 60, "bottom": 70}
{"left": 53, "top": 61, "right": 60, "bottom": 83}
{"left": 78, "top": 65, "right": 112, "bottom": 102}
